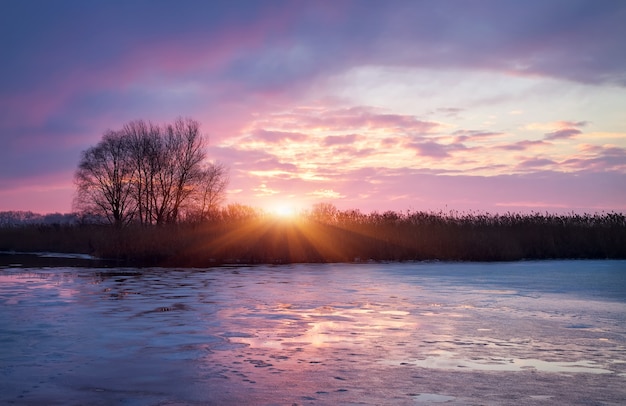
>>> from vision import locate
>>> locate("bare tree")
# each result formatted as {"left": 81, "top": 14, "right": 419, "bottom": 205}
{"left": 308, "top": 202, "right": 338, "bottom": 224}
{"left": 74, "top": 118, "right": 227, "bottom": 226}
{"left": 123, "top": 119, "right": 158, "bottom": 225}
{"left": 187, "top": 162, "right": 229, "bottom": 221}
{"left": 74, "top": 131, "right": 136, "bottom": 227}
{"left": 165, "top": 118, "right": 206, "bottom": 223}
{"left": 221, "top": 203, "right": 260, "bottom": 222}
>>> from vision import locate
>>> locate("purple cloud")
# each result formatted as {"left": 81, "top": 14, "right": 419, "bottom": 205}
{"left": 561, "top": 121, "right": 588, "bottom": 128}
{"left": 323, "top": 134, "right": 361, "bottom": 146}
{"left": 562, "top": 146, "right": 626, "bottom": 172}
{"left": 517, "top": 158, "right": 558, "bottom": 169}
{"left": 251, "top": 130, "right": 309, "bottom": 143}
{"left": 452, "top": 130, "right": 503, "bottom": 143}
{"left": 544, "top": 128, "right": 583, "bottom": 140}
{"left": 407, "top": 140, "right": 467, "bottom": 158}
{"left": 497, "top": 140, "right": 550, "bottom": 151}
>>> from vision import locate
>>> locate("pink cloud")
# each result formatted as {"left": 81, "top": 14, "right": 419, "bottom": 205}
{"left": 333, "top": 146, "right": 376, "bottom": 159}
{"left": 561, "top": 146, "right": 626, "bottom": 172}
{"left": 251, "top": 158, "right": 299, "bottom": 173}
{"left": 251, "top": 129, "right": 309, "bottom": 143}
{"left": 559, "top": 120, "right": 588, "bottom": 128}
{"left": 254, "top": 106, "right": 440, "bottom": 134}
{"left": 380, "top": 137, "right": 401, "bottom": 147}
{"left": 323, "top": 134, "right": 361, "bottom": 146}
{"left": 516, "top": 158, "right": 558, "bottom": 169}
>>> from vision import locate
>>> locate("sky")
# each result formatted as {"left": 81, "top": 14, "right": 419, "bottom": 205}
{"left": 1, "top": 0, "right": 625, "bottom": 215}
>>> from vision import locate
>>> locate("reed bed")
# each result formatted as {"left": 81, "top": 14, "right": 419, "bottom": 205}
{"left": 1, "top": 211, "right": 624, "bottom": 266}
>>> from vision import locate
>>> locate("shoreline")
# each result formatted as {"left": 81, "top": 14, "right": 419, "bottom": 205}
{"left": 1, "top": 250, "right": 621, "bottom": 269}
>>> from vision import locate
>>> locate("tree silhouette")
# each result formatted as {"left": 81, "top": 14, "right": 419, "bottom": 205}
{"left": 74, "top": 130, "right": 135, "bottom": 227}
{"left": 74, "top": 118, "right": 228, "bottom": 226}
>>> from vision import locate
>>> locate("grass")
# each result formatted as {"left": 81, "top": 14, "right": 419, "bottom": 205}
{"left": 1, "top": 210, "right": 625, "bottom": 266}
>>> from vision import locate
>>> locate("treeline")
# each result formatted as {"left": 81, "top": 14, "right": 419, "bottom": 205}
{"left": 1, "top": 206, "right": 625, "bottom": 265}
{"left": 0, "top": 211, "right": 79, "bottom": 227}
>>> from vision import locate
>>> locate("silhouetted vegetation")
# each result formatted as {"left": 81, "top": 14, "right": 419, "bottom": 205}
{"left": 74, "top": 118, "right": 228, "bottom": 226}
{"left": 1, "top": 206, "right": 625, "bottom": 266}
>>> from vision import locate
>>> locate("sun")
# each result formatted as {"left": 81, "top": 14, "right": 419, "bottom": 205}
{"left": 271, "top": 204, "right": 296, "bottom": 218}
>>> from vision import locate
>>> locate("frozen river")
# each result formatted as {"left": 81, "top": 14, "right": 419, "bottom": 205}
{"left": 1, "top": 260, "right": 626, "bottom": 405}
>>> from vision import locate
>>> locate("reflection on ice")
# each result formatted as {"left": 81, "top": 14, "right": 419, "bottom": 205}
{"left": 388, "top": 350, "right": 615, "bottom": 374}
{"left": 412, "top": 393, "right": 457, "bottom": 403}
{"left": 225, "top": 303, "right": 417, "bottom": 349}
{"left": 1, "top": 260, "right": 626, "bottom": 405}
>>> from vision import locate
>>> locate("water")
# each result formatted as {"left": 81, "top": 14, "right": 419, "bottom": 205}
{"left": 1, "top": 260, "right": 625, "bottom": 405}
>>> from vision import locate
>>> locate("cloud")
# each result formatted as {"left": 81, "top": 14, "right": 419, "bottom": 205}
{"left": 333, "top": 146, "right": 376, "bottom": 159}
{"left": 516, "top": 158, "right": 558, "bottom": 169}
{"left": 380, "top": 137, "right": 401, "bottom": 147}
{"left": 544, "top": 128, "right": 582, "bottom": 140}
{"left": 255, "top": 106, "right": 441, "bottom": 134}
{"left": 496, "top": 140, "right": 550, "bottom": 151}
{"left": 559, "top": 121, "right": 588, "bottom": 128}
{"left": 452, "top": 130, "right": 503, "bottom": 143}
{"left": 526, "top": 120, "right": 589, "bottom": 133}
{"left": 252, "top": 183, "right": 280, "bottom": 197}
{"left": 407, "top": 140, "right": 467, "bottom": 158}
{"left": 362, "top": 1, "right": 626, "bottom": 85}
{"left": 323, "top": 134, "right": 361, "bottom": 146}
{"left": 251, "top": 129, "right": 309, "bottom": 143}
{"left": 407, "top": 141, "right": 452, "bottom": 158}
{"left": 307, "top": 189, "right": 345, "bottom": 199}
{"left": 561, "top": 145, "right": 626, "bottom": 172}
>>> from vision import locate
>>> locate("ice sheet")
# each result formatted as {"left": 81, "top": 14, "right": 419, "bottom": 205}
{"left": 1, "top": 261, "right": 625, "bottom": 405}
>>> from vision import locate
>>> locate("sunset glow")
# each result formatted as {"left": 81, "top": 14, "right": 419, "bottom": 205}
{"left": 270, "top": 204, "right": 297, "bottom": 219}
{"left": 1, "top": 1, "right": 625, "bottom": 214}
